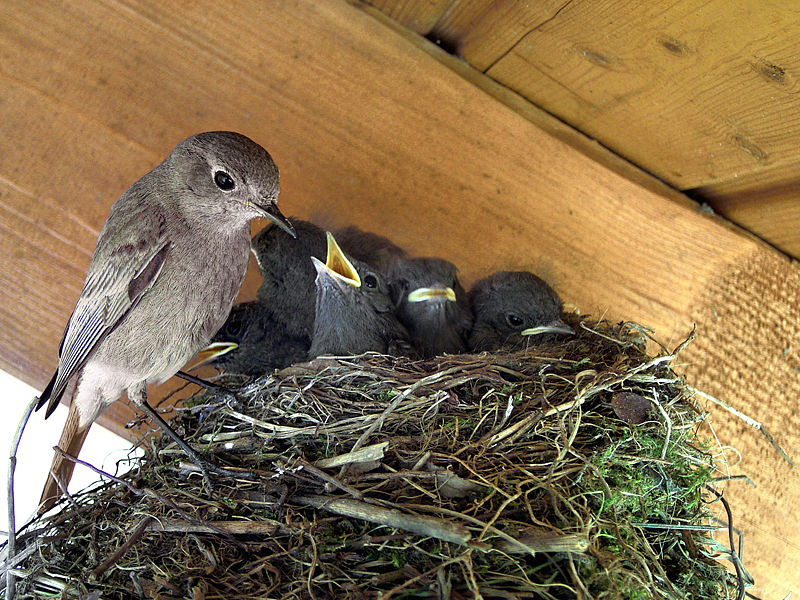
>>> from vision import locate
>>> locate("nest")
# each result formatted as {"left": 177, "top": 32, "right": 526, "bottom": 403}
{"left": 9, "top": 318, "right": 743, "bottom": 599}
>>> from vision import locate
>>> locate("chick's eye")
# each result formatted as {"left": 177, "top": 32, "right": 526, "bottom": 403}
{"left": 401, "top": 280, "right": 410, "bottom": 290}
{"left": 364, "top": 274, "right": 378, "bottom": 289}
{"left": 506, "top": 314, "right": 524, "bottom": 328}
{"left": 214, "top": 170, "right": 235, "bottom": 191}
{"left": 225, "top": 319, "right": 242, "bottom": 337}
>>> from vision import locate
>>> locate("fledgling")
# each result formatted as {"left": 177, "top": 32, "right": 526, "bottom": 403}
{"left": 468, "top": 271, "right": 573, "bottom": 352}
{"left": 253, "top": 219, "right": 327, "bottom": 338}
{"left": 36, "top": 131, "right": 294, "bottom": 509}
{"left": 309, "top": 232, "right": 412, "bottom": 358}
{"left": 389, "top": 257, "right": 473, "bottom": 357}
{"left": 333, "top": 225, "right": 408, "bottom": 275}
{"left": 193, "top": 301, "right": 310, "bottom": 376}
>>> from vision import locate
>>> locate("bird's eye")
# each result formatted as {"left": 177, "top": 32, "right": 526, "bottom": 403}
{"left": 364, "top": 274, "right": 378, "bottom": 289}
{"left": 506, "top": 314, "right": 524, "bottom": 328}
{"left": 226, "top": 320, "right": 242, "bottom": 336}
{"left": 214, "top": 170, "right": 235, "bottom": 191}
{"left": 401, "top": 279, "right": 409, "bottom": 290}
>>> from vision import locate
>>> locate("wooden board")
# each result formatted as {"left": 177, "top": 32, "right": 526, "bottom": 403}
{"left": 363, "top": 0, "right": 800, "bottom": 259}
{"left": 363, "top": 0, "right": 451, "bottom": 34}
{"left": 481, "top": 0, "right": 800, "bottom": 191}
{"left": 0, "top": 0, "right": 797, "bottom": 595}
{"left": 692, "top": 171, "right": 800, "bottom": 258}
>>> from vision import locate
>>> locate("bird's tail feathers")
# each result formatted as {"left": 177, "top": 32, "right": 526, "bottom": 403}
{"left": 34, "top": 370, "right": 60, "bottom": 413}
{"left": 36, "top": 370, "right": 73, "bottom": 419}
{"left": 38, "top": 399, "right": 90, "bottom": 514}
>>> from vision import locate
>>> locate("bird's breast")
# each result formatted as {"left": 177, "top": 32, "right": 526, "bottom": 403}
{"left": 94, "top": 224, "right": 252, "bottom": 384}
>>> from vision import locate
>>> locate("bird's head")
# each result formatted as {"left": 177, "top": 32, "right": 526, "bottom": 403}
{"left": 469, "top": 271, "right": 572, "bottom": 350}
{"left": 170, "top": 131, "right": 295, "bottom": 237}
{"left": 312, "top": 232, "right": 394, "bottom": 313}
{"left": 391, "top": 257, "right": 461, "bottom": 309}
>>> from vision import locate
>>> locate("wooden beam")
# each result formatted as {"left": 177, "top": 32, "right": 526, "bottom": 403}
{"left": 692, "top": 171, "right": 800, "bottom": 259}
{"left": 361, "top": 0, "right": 450, "bottom": 34}
{"left": 364, "top": 0, "right": 800, "bottom": 259}
{"left": 0, "top": 1, "right": 797, "bottom": 596}
{"left": 401, "top": 0, "right": 800, "bottom": 192}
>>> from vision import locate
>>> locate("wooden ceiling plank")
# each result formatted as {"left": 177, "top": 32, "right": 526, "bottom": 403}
{"left": 696, "top": 180, "right": 800, "bottom": 258}
{"left": 481, "top": 0, "right": 800, "bottom": 190}
{"left": 426, "top": 0, "right": 566, "bottom": 71}
{"left": 0, "top": 1, "right": 797, "bottom": 595}
{"left": 356, "top": 0, "right": 453, "bottom": 34}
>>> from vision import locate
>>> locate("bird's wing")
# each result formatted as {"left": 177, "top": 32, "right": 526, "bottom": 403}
{"left": 38, "top": 202, "right": 172, "bottom": 417}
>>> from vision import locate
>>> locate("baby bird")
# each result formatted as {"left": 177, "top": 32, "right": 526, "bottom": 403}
{"left": 252, "top": 219, "right": 327, "bottom": 338}
{"left": 389, "top": 257, "right": 473, "bottom": 357}
{"left": 309, "top": 232, "right": 412, "bottom": 358}
{"left": 468, "top": 271, "right": 572, "bottom": 352}
{"left": 193, "top": 301, "right": 309, "bottom": 376}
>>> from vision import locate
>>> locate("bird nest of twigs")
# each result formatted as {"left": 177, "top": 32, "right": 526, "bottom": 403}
{"left": 10, "top": 318, "right": 744, "bottom": 599}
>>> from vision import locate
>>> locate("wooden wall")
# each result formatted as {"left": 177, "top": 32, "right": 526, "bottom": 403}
{"left": 0, "top": 1, "right": 797, "bottom": 596}
{"left": 366, "top": 0, "right": 800, "bottom": 259}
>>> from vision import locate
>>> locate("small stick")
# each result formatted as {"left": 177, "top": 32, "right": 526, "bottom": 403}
{"left": 50, "top": 448, "right": 242, "bottom": 548}
{"left": 706, "top": 487, "right": 748, "bottom": 600}
{"left": 689, "top": 386, "right": 795, "bottom": 466}
{"left": 145, "top": 518, "right": 285, "bottom": 535}
{"left": 174, "top": 370, "right": 229, "bottom": 392}
{"left": 293, "top": 495, "right": 471, "bottom": 545}
{"left": 91, "top": 516, "right": 154, "bottom": 579}
{"left": 647, "top": 393, "right": 672, "bottom": 461}
{"left": 5, "top": 396, "right": 38, "bottom": 600}
{"left": 313, "top": 442, "right": 388, "bottom": 469}
{"left": 296, "top": 459, "right": 364, "bottom": 500}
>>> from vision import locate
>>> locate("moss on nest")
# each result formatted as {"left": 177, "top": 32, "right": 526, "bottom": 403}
{"left": 9, "top": 318, "right": 742, "bottom": 599}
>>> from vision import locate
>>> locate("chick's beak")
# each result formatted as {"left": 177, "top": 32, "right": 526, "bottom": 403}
{"left": 187, "top": 341, "right": 239, "bottom": 370}
{"left": 521, "top": 318, "right": 574, "bottom": 337}
{"left": 407, "top": 286, "right": 457, "bottom": 303}
{"left": 310, "top": 232, "right": 361, "bottom": 291}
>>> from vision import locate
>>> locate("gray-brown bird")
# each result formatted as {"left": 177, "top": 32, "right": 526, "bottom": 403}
{"left": 192, "top": 300, "right": 309, "bottom": 376}
{"left": 36, "top": 131, "right": 294, "bottom": 509}
{"left": 389, "top": 257, "right": 473, "bottom": 357}
{"left": 467, "top": 271, "right": 573, "bottom": 352}
{"left": 309, "top": 232, "right": 412, "bottom": 358}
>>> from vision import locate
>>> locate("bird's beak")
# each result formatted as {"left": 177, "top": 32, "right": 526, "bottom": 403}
{"left": 187, "top": 341, "right": 239, "bottom": 370}
{"left": 259, "top": 201, "right": 296, "bottom": 238}
{"left": 311, "top": 232, "right": 361, "bottom": 290}
{"left": 407, "top": 286, "right": 456, "bottom": 303}
{"left": 521, "top": 318, "right": 574, "bottom": 337}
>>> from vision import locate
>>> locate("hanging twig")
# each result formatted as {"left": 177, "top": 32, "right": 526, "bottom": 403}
{"left": 5, "top": 396, "right": 38, "bottom": 600}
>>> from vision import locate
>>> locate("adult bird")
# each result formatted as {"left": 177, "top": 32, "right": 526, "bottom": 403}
{"left": 468, "top": 271, "right": 573, "bottom": 352}
{"left": 36, "top": 131, "right": 294, "bottom": 510}
{"left": 389, "top": 257, "right": 473, "bottom": 357}
{"left": 309, "top": 232, "right": 412, "bottom": 358}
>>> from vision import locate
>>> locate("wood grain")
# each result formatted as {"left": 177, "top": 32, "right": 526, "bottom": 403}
{"left": 0, "top": 0, "right": 797, "bottom": 595}
{"left": 366, "top": 0, "right": 800, "bottom": 258}
{"left": 692, "top": 171, "right": 800, "bottom": 258}
{"left": 362, "top": 0, "right": 450, "bottom": 34}
{"left": 427, "top": 0, "right": 565, "bottom": 71}
{"left": 482, "top": 0, "right": 800, "bottom": 191}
